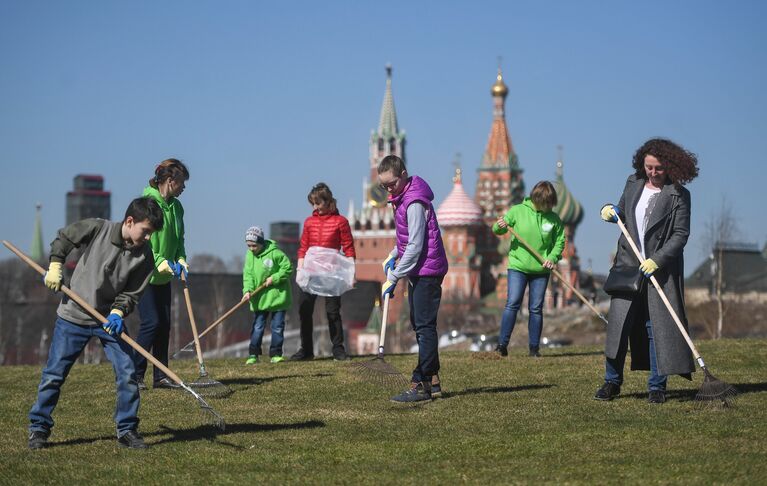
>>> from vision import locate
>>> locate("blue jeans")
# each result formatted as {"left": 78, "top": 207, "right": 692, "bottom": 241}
{"left": 134, "top": 283, "right": 171, "bottom": 384}
{"left": 249, "top": 310, "right": 286, "bottom": 357}
{"left": 408, "top": 276, "right": 443, "bottom": 384}
{"left": 29, "top": 317, "right": 141, "bottom": 437}
{"left": 499, "top": 270, "right": 550, "bottom": 350}
{"left": 605, "top": 320, "right": 667, "bottom": 391}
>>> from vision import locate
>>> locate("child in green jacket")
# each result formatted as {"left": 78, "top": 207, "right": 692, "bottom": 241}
{"left": 492, "top": 181, "right": 565, "bottom": 357}
{"left": 243, "top": 226, "right": 293, "bottom": 363}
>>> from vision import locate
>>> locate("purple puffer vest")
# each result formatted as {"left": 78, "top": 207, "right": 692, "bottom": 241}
{"left": 389, "top": 176, "right": 448, "bottom": 277}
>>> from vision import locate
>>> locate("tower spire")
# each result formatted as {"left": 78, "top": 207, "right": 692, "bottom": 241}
{"left": 31, "top": 203, "right": 45, "bottom": 263}
{"left": 378, "top": 63, "right": 398, "bottom": 138}
{"left": 369, "top": 64, "right": 406, "bottom": 190}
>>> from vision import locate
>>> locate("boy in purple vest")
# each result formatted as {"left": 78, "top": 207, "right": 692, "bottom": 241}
{"left": 378, "top": 155, "right": 449, "bottom": 402}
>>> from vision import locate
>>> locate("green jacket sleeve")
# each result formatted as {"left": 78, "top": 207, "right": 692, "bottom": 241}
{"left": 49, "top": 219, "right": 105, "bottom": 263}
{"left": 175, "top": 203, "right": 186, "bottom": 261}
{"left": 544, "top": 219, "right": 566, "bottom": 264}
{"left": 270, "top": 250, "right": 293, "bottom": 285}
{"left": 492, "top": 208, "right": 515, "bottom": 235}
{"left": 242, "top": 251, "right": 255, "bottom": 293}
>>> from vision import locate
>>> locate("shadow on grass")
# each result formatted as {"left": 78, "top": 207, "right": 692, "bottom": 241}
{"left": 543, "top": 351, "right": 603, "bottom": 358}
{"left": 618, "top": 381, "right": 767, "bottom": 402}
{"left": 217, "top": 373, "right": 333, "bottom": 386}
{"left": 446, "top": 383, "right": 555, "bottom": 399}
{"left": 38, "top": 420, "right": 326, "bottom": 450}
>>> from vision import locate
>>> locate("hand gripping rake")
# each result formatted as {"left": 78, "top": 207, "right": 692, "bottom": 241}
{"left": 507, "top": 227, "right": 608, "bottom": 325}
{"left": 179, "top": 272, "right": 232, "bottom": 398}
{"left": 350, "top": 276, "right": 409, "bottom": 387}
{"left": 3, "top": 240, "right": 225, "bottom": 430}
{"left": 173, "top": 282, "right": 267, "bottom": 359}
{"left": 614, "top": 220, "right": 737, "bottom": 407}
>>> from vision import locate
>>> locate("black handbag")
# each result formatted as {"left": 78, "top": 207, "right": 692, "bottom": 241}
{"left": 603, "top": 264, "right": 645, "bottom": 296}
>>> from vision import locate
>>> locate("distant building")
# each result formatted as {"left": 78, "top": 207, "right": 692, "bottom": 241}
{"left": 30, "top": 203, "right": 45, "bottom": 263}
{"left": 686, "top": 242, "right": 767, "bottom": 304}
{"left": 66, "top": 174, "right": 110, "bottom": 225}
{"left": 270, "top": 221, "right": 300, "bottom": 264}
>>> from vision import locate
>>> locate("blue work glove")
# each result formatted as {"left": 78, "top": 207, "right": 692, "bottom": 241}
{"left": 177, "top": 258, "right": 189, "bottom": 277}
{"left": 168, "top": 260, "right": 186, "bottom": 279}
{"left": 600, "top": 204, "right": 621, "bottom": 223}
{"left": 103, "top": 310, "right": 124, "bottom": 336}
{"left": 639, "top": 258, "right": 659, "bottom": 277}
{"left": 381, "top": 254, "right": 396, "bottom": 277}
{"left": 382, "top": 279, "right": 396, "bottom": 300}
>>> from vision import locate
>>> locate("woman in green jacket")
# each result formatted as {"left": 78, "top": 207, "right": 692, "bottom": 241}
{"left": 492, "top": 181, "right": 565, "bottom": 357}
{"left": 134, "top": 158, "right": 189, "bottom": 389}
{"left": 242, "top": 226, "right": 293, "bottom": 364}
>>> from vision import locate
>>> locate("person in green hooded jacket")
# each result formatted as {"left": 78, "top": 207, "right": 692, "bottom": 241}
{"left": 492, "top": 180, "right": 565, "bottom": 357}
{"left": 242, "top": 226, "right": 293, "bottom": 364}
{"left": 134, "top": 158, "right": 190, "bottom": 389}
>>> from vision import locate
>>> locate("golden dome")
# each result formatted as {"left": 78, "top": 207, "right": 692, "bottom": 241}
{"left": 491, "top": 70, "right": 508, "bottom": 98}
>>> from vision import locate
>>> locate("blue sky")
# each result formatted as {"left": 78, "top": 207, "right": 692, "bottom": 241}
{"left": 1, "top": 1, "right": 765, "bottom": 275}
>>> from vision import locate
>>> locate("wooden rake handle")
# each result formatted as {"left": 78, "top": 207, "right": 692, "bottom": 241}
{"left": 506, "top": 226, "right": 608, "bottom": 324}
{"left": 180, "top": 272, "right": 205, "bottom": 367}
{"left": 377, "top": 270, "right": 393, "bottom": 356}
{"left": 198, "top": 282, "right": 267, "bottom": 340}
{"left": 613, "top": 219, "right": 703, "bottom": 364}
{"left": 2, "top": 240, "right": 188, "bottom": 386}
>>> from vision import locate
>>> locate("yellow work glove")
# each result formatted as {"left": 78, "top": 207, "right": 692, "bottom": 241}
{"left": 600, "top": 204, "right": 620, "bottom": 223}
{"left": 43, "top": 262, "right": 63, "bottom": 292}
{"left": 381, "top": 279, "right": 396, "bottom": 299}
{"left": 157, "top": 260, "right": 174, "bottom": 276}
{"left": 381, "top": 254, "right": 396, "bottom": 276}
{"left": 639, "top": 258, "right": 659, "bottom": 277}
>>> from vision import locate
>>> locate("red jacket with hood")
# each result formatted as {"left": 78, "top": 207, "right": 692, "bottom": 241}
{"left": 298, "top": 210, "right": 356, "bottom": 259}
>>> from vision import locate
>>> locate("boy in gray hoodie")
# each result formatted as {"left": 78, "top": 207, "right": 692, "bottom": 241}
{"left": 28, "top": 196, "right": 163, "bottom": 450}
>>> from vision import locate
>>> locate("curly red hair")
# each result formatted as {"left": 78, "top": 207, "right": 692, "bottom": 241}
{"left": 632, "top": 138, "right": 699, "bottom": 185}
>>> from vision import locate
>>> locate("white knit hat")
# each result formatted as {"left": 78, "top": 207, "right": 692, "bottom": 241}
{"left": 245, "top": 226, "right": 265, "bottom": 244}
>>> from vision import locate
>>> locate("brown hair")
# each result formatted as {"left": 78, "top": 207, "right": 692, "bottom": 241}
{"left": 377, "top": 155, "right": 407, "bottom": 176}
{"left": 307, "top": 182, "right": 337, "bottom": 213}
{"left": 149, "top": 158, "right": 190, "bottom": 188}
{"left": 530, "top": 181, "right": 557, "bottom": 211}
{"left": 631, "top": 138, "right": 699, "bottom": 185}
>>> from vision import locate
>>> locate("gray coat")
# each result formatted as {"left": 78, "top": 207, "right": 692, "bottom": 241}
{"left": 604, "top": 175, "right": 695, "bottom": 378}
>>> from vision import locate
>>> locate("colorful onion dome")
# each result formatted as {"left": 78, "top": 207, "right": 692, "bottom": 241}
{"left": 437, "top": 169, "right": 484, "bottom": 226}
{"left": 553, "top": 160, "right": 583, "bottom": 227}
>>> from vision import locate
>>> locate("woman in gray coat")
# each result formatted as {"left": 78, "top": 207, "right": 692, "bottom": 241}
{"left": 595, "top": 138, "right": 699, "bottom": 404}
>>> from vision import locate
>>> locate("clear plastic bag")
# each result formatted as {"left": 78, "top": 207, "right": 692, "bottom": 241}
{"left": 296, "top": 247, "right": 355, "bottom": 297}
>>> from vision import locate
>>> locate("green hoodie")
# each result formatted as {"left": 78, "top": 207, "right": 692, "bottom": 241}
{"left": 143, "top": 185, "right": 186, "bottom": 285}
{"left": 243, "top": 240, "right": 293, "bottom": 312}
{"left": 492, "top": 197, "right": 566, "bottom": 274}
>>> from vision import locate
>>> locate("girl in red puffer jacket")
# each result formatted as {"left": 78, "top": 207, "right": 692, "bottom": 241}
{"left": 290, "top": 183, "right": 356, "bottom": 361}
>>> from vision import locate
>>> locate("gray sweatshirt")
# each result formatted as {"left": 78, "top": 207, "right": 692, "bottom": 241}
{"left": 50, "top": 219, "right": 155, "bottom": 326}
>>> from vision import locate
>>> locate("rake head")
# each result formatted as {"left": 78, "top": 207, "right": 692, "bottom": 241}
{"left": 190, "top": 374, "right": 233, "bottom": 398}
{"left": 350, "top": 356, "right": 409, "bottom": 387}
{"left": 695, "top": 367, "right": 738, "bottom": 408}
{"left": 180, "top": 384, "right": 226, "bottom": 431}
{"left": 171, "top": 343, "right": 197, "bottom": 360}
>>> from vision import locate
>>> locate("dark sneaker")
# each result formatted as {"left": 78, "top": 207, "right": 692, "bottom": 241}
{"left": 118, "top": 430, "right": 148, "bottom": 449}
{"left": 154, "top": 377, "right": 181, "bottom": 389}
{"left": 290, "top": 349, "right": 314, "bottom": 361}
{"left": 333, "top": 348, "right": 349, "bottom": 361}
{"left": 137, "top": 378, "right": 147, "bottom": 391}
{"left": 28, "top": 430, "right": 50, "bottom": 450}
{"left": 495, "top": 344, "right": 508, "bottom": 357}
{"left": 594, "top": 382, "right": 621, "bottom": 401}
{"left": 529, "top": 347, "right": 541, "bottom": 358}
{"left": 391, "top": 382, "right": 432, "bottom": 403}
{"left": 430, "top": 375, "right": 442, "bottom": 398}
{"left": 648, "top": 390, "right": 666, "bottom": 404}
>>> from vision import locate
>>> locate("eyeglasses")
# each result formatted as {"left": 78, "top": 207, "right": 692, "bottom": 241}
{"left": 379, "top": 179, "right": 400, "bottom": 190}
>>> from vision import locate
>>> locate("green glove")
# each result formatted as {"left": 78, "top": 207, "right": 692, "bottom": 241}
{"left": 639, "top": 258, "right": 658, "bottom": 277}
{"left": 43, "top": 262, "right": 63, "bottom": 292}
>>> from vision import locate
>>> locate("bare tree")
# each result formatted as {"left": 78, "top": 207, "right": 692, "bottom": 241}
{"left": 702, "top": 196, "right": 739, "bottom": 339}
{"left": 189, "top": 253, "right": 228, "bottom": 273}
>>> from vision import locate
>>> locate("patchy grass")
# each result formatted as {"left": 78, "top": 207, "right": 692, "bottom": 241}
{"left": 1, "top": 339, "right": 766, "bottom": 485}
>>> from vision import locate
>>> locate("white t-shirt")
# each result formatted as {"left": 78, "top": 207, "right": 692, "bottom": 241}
{"left": 635, "top": 185, "right": 662, "bottom": 258}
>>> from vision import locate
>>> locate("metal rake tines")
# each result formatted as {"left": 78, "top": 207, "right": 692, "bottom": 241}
{"left": 190, "top": 376, "right": 233, "bottom": 398}
{"left": 695, "top": 368, "right": 738, "bottom": 408}
{"left": 171, "top": 344, "right": 197, "bottom": 360}
{"left": 350, "top": 357, "right": 409, "bottom": 387}
{"left": 181, "top": 384, "right": 226, "bottom": 431}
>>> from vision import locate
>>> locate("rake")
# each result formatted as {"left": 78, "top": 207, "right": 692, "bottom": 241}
{"left": 507, "top": 227, "right": 608, "bottom": 325}
{"left": 173, "top": 282, "right": 267, "bottom": 359}
{"left": 2, "top": 240, "right": 226, "bottom": 430}
{"left": 350, "top": 284, "right": 409, "bottom": 387}
{"left": 179, "top": 272, "right": 232, "bottom": 398}
{"left": 614, "top": 220, "right": 737, "bottom": 407}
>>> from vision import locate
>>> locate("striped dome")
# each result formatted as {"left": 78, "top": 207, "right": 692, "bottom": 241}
{"left": 437, "top": 170, "right": 483, "bottom": 226}
{"left": 553, "top": 160, "right": 583, "bottom": 227}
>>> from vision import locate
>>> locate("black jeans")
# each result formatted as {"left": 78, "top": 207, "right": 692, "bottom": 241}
{"left": 134, "top": 283, "right": 171, "bottom": 384}
{"left": 408, "top": 276, "right": 443, "bottom": 383}
{"left": 298, "top": 289, "right": 344, "bottom": 355}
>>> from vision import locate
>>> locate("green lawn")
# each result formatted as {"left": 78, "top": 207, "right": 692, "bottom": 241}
{"left": 1, "top": 339, "right": 765, "bottom": 485}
